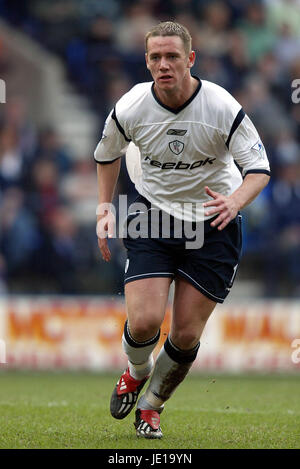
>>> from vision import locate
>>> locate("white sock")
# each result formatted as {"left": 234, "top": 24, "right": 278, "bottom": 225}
{"left": 128, "top": 355, "right": 154, "bottom": 380}
{"left": 137, "top": 390, "right": 164, "bottom": 412}
{"left": 139, "top": 335, "right": 200, "bottom": 407}
{"left": 122, "top": 320, "right": 160, "bottom": 380}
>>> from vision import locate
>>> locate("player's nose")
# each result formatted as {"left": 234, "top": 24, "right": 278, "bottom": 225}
{"left": 159, "top": 57, "right": 169, "bottom": 70}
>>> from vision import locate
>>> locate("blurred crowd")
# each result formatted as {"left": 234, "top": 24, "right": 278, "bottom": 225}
{"left": 0, "top": 0, "right": 300, "bottom": 297}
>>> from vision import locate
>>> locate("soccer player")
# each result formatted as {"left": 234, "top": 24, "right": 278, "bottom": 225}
{"left": 94, "top": 22, "right": 270, "bottom": 439}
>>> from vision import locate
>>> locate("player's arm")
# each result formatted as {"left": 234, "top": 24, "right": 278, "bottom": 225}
{"left": 204, "top": 111, "right": 270, "bottom": 230}
{"left": 96, "top": 159, "right": 121, "bottom": 262}
{"left": 94, "top": 110, "right": 130, "bottom": 261}
{"left": 204, "top": 173, "right": 270, "bottom": 230}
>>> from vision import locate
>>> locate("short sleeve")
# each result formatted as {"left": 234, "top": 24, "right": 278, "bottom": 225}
{"left": 94, "top": 109, "right": 130, "bottom": 164}
{"left": 228, "top": 114, "right": 270, "bottom": 177}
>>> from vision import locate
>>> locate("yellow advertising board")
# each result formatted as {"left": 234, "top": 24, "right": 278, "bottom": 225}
{"left": 0, "top": 297, "right": 300, "bottom": 371}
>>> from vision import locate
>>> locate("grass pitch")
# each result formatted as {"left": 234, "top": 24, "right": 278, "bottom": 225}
{"left": 0, "top": 371, "right": 299, "bottom": 449}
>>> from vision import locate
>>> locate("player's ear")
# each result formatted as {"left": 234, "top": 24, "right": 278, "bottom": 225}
{"left": 187, "top": 50, "right": 195, "bottom": 69}
{"left": 145, "top": 53, "right": 150, "bottom": 70}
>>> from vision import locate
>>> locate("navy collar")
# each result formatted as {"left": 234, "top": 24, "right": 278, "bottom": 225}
{"left": 151, "top": 76, "right": 202, "bottom": 114}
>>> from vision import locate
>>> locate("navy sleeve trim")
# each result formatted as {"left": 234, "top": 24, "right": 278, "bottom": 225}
{"left": 225, "top": 108, "right": 245, "bottom": 149}
{"left": 244, "top": 169, "right": 271, "bottom": 177}
{"left": 111, "top": 107, "right": 131, "bottom": 142}
{"left": 234, "top": 160, "right": 243, "bottom": 174}
{"left": 94, "top": 156, "right": 121, "bottom": 165}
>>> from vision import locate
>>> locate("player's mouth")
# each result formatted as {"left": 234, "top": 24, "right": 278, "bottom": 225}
{"left": 158, "top": 75, "right": 173, "bottom": 82}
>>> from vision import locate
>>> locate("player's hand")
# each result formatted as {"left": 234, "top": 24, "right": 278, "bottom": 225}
{"left": 96, "top": 210, "right": 116, "bottom": 262}
{"left": 203, "top": 186, "right": 239, "bottom": 230}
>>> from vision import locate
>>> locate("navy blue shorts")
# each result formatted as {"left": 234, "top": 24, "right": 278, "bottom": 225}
{"left": 123, "top": 195, "right": 242, "bottom": 303}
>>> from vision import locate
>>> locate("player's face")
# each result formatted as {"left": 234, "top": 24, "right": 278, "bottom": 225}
{"left": 145, "top": 36, "right": 195, "bottom": 93}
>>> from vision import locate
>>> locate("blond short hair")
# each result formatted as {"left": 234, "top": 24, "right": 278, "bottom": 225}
{"left": 145, "top": 21, "right": 192, "bottom": 55}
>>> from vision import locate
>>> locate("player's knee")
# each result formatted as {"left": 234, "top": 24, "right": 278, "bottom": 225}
{"left": 128, "top": 316, "right": 161, "bottom": 343}
{"left": 171, "top": 330, "right": 200, "bottom": 350}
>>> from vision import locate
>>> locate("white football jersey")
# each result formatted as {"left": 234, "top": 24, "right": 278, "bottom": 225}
{"left": 94, "top": 78, "right": 270, "bottom": 221}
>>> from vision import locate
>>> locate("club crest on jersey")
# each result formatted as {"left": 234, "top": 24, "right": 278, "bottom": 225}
{"left": 169, "top": 140, "right": 184, "bottom": 155}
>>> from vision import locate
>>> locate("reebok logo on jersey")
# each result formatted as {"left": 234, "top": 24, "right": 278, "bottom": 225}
{"left": 144, "top": 155, "right": 216, "bottom": 170}
{"left": 167, "top": 129, "right": 187, "bottom": 136}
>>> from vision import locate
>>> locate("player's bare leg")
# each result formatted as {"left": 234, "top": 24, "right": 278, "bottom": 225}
{"left": 171, "top": 277, "right": 216, "bottom": 349}
{"left": 110, "top": 277, "right": 171, "bottom": 420}
{"left": 136, "top": 277, "right": 216, "bottom": 438}
{"left": 125, "top": 277, "right": 172, "bottom": 342}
